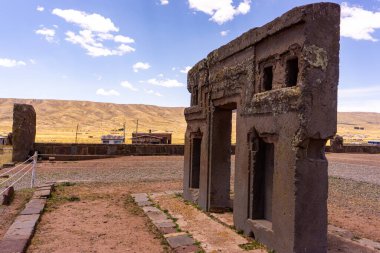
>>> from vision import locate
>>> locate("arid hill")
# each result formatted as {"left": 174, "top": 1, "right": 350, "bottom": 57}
{"left": 0, "top": 98, "right": 379, "bottom": 144}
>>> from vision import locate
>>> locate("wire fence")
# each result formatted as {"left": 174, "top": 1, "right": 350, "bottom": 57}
{"left": 0, "top": 152, "right": 37, "bottom": 196}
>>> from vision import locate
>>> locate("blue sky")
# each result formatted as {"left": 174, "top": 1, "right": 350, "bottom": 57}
{"left": 0, "top": 0, "right": 379, "bottom": 112}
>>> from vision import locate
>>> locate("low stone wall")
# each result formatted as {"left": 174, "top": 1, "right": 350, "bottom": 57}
{"left": 326, "top": 145, "right": 380, "bottom": 154}
{"left": 34, "top": 143, "right": 184, "bottom": 160}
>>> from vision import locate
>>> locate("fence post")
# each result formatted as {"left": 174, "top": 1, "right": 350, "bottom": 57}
{"left": 31, "top": 151, "right": 37, "bottom": 188}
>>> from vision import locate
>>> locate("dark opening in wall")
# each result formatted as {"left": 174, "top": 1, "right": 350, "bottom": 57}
{"left": 251, "top": 139, "right": 274, "bottom": 221}
{"left": 286, "top": 58, "right": 299, "bottom": 87}
{"left": 263, "top": 66, "right": 273, "bottom": 91}
{"left": 190, "top": 137, "right": 201, "bottom": 188}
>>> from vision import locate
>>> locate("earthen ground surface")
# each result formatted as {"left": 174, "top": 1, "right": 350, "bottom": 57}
{"left": 0, "top": 154, "right": 376, "bottom": 251}
{"left": 28, "top": 181, "right": 181, "bottom": 253}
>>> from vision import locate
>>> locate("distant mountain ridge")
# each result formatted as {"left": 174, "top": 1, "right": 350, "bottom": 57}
{"left": 0, "top": 98, "right": 379, "bottom": 143}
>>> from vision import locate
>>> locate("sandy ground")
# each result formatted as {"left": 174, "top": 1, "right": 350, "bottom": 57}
{"left": 28, "top": 181, "right": 181, "bottom": 253}
{"left": 0, "top": 154, "right": 378, "bottom": 252}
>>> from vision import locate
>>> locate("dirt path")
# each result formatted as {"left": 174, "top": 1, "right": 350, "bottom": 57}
{"left": 28, "top": 181, "right": 181, "bottom": 253}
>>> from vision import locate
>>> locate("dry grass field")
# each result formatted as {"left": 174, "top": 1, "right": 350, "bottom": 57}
{"left": 0, "top": 98, "right": 379, "bottom": 144}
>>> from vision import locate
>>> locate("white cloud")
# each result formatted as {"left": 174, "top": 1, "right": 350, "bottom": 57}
{"left": 0, "top": 58, "right": 26, "bottom": 68}
{"left": 146, "top": 78, "right": 184, "bottom": 87}
{"left": 35, "top": 27, "right": 57, "bottom": 43}
{"left": 52, "top": 9, "right": 119, "bottom": 33}
{"left": 341, "top": 2, "right": 380, "bottom": 41}
{"left": 121, "top": 80, "right": 138, "bottom": 91}
{"left": 220, "top": 30, "right": 229, "bottom": 36}
{"left": 188, "top": 0, "right": 251, "bottom": 24}
{"left": 180, "top": 66, "right": 192, "bottom": 74}
{"left": 37, "top": 6, "right": 44, "bottom": 12}
{"left": 171, "top": 67, "right": 176, "bottom": 71}
{"left": 96, "top": 88, "right": 120, "bottom": 96}
{"left": 160, "top": 0, "right": 169, "bottom": 5}
{"left": 114, "top": 35, "right": 135, "bottom": 43}
{"left": 65, "top": 30, "right": 135, "bottom": 57}
{"left": 133, "top": 62, "right": 151, "bottom": 72}
{"left": 144, "top": 88, "right": 163, "bottom": 97}
{"left": 29, "top": 59, "right": 36, "bottom": 64}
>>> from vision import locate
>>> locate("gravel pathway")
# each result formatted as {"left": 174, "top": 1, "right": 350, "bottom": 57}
{"left": 328, "top": 162, "right": 380, "bottom": 185}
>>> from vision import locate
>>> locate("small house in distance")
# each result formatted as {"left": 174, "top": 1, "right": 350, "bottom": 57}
{"left": 101, "top": 135, "right": 125, "bottom": 144}
{"left": 132, "top": 132, "right": 172, "bottom": 144}
{"left": 0, "top": 135, "right": 8, "bottom": 145}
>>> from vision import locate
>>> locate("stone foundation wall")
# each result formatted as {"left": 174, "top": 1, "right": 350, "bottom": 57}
{"left": 34, "top": 143, "right": 184, "bottom": 160}
{"left": 326, "top": 145, "right": 380, "bottom": 154}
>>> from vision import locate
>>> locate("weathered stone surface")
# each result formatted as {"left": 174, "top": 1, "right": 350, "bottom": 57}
{"left": 0, "top": 238, "right": 28, "bottom": 253}
{"left": 166, "top": 235, "right": 195, "bottom": 249}
{"left": 20, "top": 199, "right": 46, "bottom": 215}
{"left": 33, "top": 189, "right": 51, "bottom": 199}
{"left": 12, "top": 104, "right": 36, "bottom": 162}
{"left": 158, "top": 227, "right": 178, "bottom": 234}
{"left": 183, "top": 3, "right": 340, "bottom": 253}
{"left": 330, "top": 135, "right": 344, "bottom": 153}
{"left": 142, "top": 206, "right": 160, "bottom": 213}
{"left": 155, "top": 220, "right": 176, "bottom": 228}
{"left": 146, "top": 211, "right": 168, "bottom": 222}
{"left": 137, "top": 200, "right": 152, "bottom": 207}
{"left": 132, "top": 193, "right": 149, "bottom": 202}
{"left": 2, "top": 186, "right": 14, "bottom": 205}
{"left": 174, "top": 245, "right": 200, "bottom": 253}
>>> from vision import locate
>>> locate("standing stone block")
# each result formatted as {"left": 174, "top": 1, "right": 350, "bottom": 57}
{"left": 12, "top": 104, "right": 36, "bottom": 162}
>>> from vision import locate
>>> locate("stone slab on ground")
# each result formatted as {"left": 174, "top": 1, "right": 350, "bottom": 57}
{"left": 131, "top": 193, "right": 149, "bottom": 202}
{"left": 0, "top": 183, "right": 54, "bottom": 253}
{"left": 132, "top": 191, "right": 203, "bottom": 253}
{"left": 151, "top": 193, "right": 264, "bottom": 253}
{"left": 0, "top": 238, "right": 29, "bottom": 253}
{"left": 137, "top": 200, "right": 152, "bottom": 207}
{"left": 166, "top": 234, "right": 195, "bottom": 249}
{"left": 20, "top": 199, "right": 46, "bottom": 215}
{"left": 32, "top": 189, "right": 51, "bottom": 199}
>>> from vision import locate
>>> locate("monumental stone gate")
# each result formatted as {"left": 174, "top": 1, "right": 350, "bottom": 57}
{"left": 183, "top": 3, "right": 340, "bottom": 253}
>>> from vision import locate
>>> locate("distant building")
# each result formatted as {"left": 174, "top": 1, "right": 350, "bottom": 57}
{"left": 101, "top": 135, "right": 125, "bottom": 144}
{"left": 132, "top": 132, "right": 172, "bottom": 144}
{"left": 0, "top": 135, "right": 9, "bottom": 145}
{"left": 368, "top": 140, "right": 380, "bottom": 145}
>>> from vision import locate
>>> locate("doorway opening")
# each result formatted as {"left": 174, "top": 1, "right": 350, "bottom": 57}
{"left": 250, "top": 137, "right": 274, "bottom": 222}
{"left": 209, "top": 103, "right": 237, "bottom": 211}
{"left": 190, "top": 137, "right": 201, "bottom": 189}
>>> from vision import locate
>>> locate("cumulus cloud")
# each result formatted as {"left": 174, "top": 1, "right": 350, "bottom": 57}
{"left": 51, "top": 9, "right": 135, "bottom": 57}
{"left": 180, "top": 66, "right": 192, "bottom": 74}
{"left": 188, "top": 0, "right": 251, "bottom": 24}
{"left": 146, "top": 78, "right": 184, "bottom": 88}
{"left": 160, "top": 0, "right": 169, "bottom": 5}
{"left": 121, "top": 80, "right": 138, "bottom": 91}
{"left": 52, "top": 8, "right": 118, "bottom": 33}
{"left": 220, "top": 30, "right": 229, "bottom": 36}
{"left": 144, "top": 88, "right": 163, "bottom": 97}
{"left": 35, "top": 27, "right": 57, "bottom": 43}
{"left": 133, "top": 62, "right": 151, "bottom": 72}
{"left": 0, "top": 58, "right": 26, "bottom": 68}
{"left": 96, "top": 88, "right": 120, "bottom": 96}
{"left": 341, "top": 2, "right": 380, "bottom": 41}
{"left": 37, "top": 6, "right": 44, "bottom": 12}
